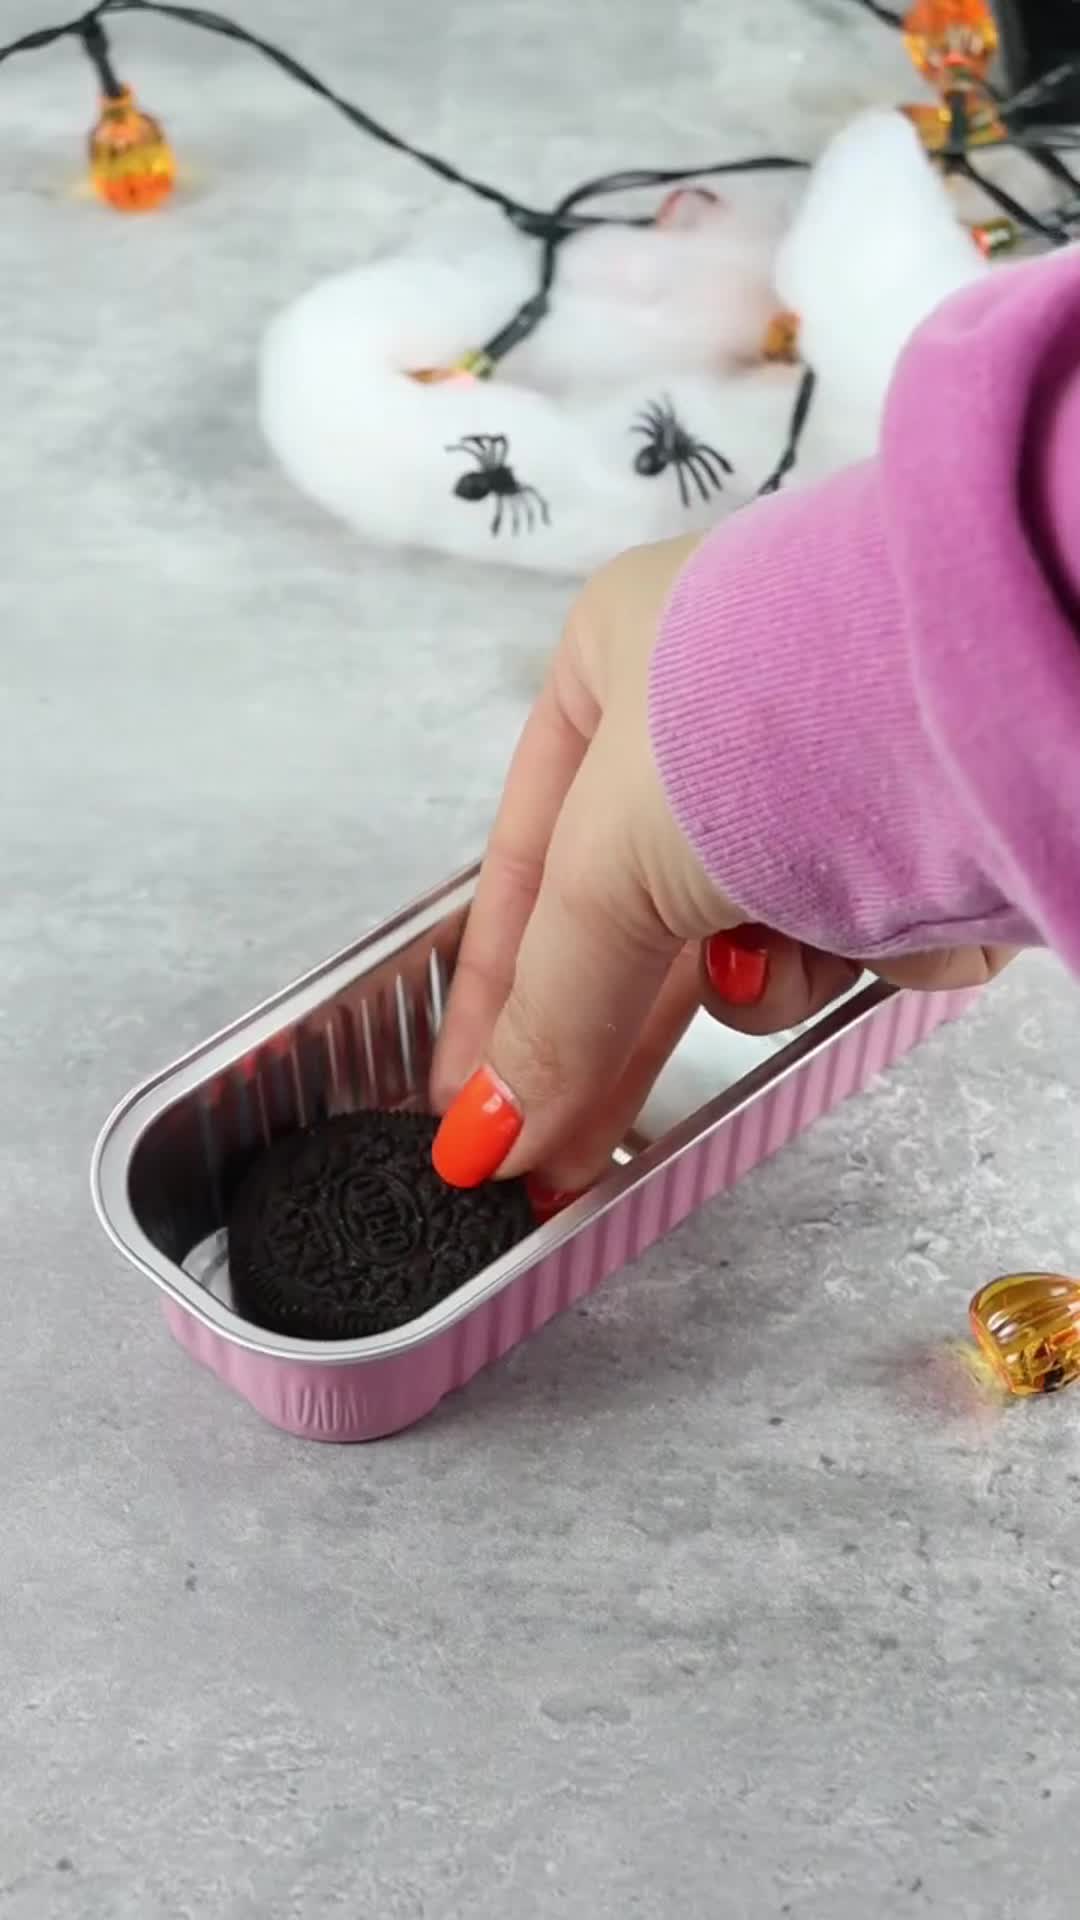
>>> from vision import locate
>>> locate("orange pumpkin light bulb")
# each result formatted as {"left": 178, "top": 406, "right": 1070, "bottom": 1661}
{"left": 89, "top": 88, "right": 176, "bottom": 214}
{"left": 902, "top": 0, "right": 998, "bottom": 92}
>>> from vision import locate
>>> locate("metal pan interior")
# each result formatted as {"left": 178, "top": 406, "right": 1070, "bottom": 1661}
{"left": 92, "top": 865, "right": 860, "bottom": 1356}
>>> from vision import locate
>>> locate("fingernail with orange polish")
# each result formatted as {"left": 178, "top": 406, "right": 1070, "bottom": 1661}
{"left": 432, "top": 1067, "right": 523, "bottom": 1189}
{"left": 526, "top": 1177, "right": 586, "bottom": 1223}
{"left": 704, "top": 927, "right": 770, "bottom": 1007}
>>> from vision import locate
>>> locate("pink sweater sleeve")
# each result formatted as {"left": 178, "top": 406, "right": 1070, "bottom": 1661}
{"left": 650, "top": 247, "right": 1080, "bottom": 970}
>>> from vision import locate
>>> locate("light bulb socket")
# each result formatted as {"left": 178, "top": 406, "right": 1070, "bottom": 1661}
{"left": 80, "top": 14, "right": 125, "bottom": 100}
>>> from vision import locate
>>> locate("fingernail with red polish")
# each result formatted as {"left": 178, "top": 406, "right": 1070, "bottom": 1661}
{"left": 704, "top": 927, "right": 770, "bottom": 1007}
{"left": 526, "top": 1176, "right": 586, "bottom": 1224}
{"left": 432, "top": 1067, "right": 523, "bottom": 1189}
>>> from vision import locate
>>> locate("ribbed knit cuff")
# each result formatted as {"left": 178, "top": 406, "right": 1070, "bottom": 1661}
{"left": 649, "top": 466, "right": 1032, "bottom": 959}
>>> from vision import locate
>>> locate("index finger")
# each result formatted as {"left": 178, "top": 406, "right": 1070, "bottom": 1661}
{"left": 430, "top": 667, "right": 595, "bottom": 1111}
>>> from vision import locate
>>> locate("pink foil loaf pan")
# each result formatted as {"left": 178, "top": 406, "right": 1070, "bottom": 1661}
{"left": 91, "top": 864, "right": 976, "bottom": 1443}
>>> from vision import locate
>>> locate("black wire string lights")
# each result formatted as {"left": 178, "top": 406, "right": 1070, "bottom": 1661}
{"left": 2, "top": 0, "right": 1080, "bottom": 508}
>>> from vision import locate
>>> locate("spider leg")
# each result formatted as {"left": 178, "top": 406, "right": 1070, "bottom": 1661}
{"left": 446, "top": 437, "right": 490, "bottom": 465}
{"left": 633, "top": 402, "right": 665, "bottom": 437}
{"left": 712, "top": 442, "right": 735, "bottom": 476}
{"left": 695, "top": 442, "right": 735, "bottom": 482}
{"left": 520, "top": 489, "right": 534, "bottom": 533}
{"left": 674, "top": 459, "right": 691, "bottom": 510}
{"left": 531, "top": 486, "right": 550, "bottom": 527}
{"left": 491, "top": 493, "right": 504, "bottom": 537}
{"left": 490, "top": 435, "right": 509, "bottom": 466}
{"left": 688, "top": 448, "right": 724, "bottom": 492}
{"left": 684, "top": 453, "right": 716, "bottom": 504}
{"left": 703, "top": 454, "right": 727, "bottom": 498}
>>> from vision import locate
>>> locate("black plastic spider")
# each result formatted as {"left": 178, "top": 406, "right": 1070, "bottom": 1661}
{"left": 446, "top": 434, "right": 550, "bottom": 536}
{"left": 631, "top": 397, "right": 734, "bottom": 508}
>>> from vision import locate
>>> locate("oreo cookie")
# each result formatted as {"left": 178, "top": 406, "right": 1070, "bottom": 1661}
{"left": 227, "top": 1110, "right": 533, "bottom": 1341}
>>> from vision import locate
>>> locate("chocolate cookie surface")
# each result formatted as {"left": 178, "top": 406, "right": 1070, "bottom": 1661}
{"left": 228, "top": 1110, "right": 533, "bottom": 1341}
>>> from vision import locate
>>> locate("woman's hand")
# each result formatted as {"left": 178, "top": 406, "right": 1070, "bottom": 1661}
{"left": 430, "top": 536, "right": 1014, "bottom": 1194}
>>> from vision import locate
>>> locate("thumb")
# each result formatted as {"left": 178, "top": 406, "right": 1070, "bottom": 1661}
{"left": 431, "top": 734, "right": 703, "bottom": 1187}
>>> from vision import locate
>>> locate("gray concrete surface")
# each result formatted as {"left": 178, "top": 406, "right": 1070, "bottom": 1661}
{"left": 4, "top": 3, "right": 1080, "bottom": 1915}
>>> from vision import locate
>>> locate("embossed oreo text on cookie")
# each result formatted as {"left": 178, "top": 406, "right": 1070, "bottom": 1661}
{"left": 227, "top": 1110, "right": 533, "bottom": 1342}
{"left": 341, "top": 1166, "right": 425, "bottom": 1268}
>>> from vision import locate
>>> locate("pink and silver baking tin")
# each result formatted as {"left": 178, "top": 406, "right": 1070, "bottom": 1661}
{"left": 91, "top": 863, "right": 976, "bottom": 1442}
